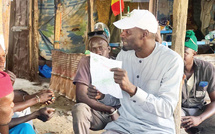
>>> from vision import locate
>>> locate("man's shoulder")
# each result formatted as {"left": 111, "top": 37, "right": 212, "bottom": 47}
{"left": 157, "top": 44, "right": 183, "bottom": 62}
{"left": 77, "top": 56, "right": 90, "bottom": 67}
{"left": 194, "top": 58, "right": 212, "bottom": 65}
{"left": 194, "top": 58, "right": 215, "bottom": 70}
{"left": 73, "top": 56, "right": 91, "bottom": 85}
{"left": 80, "top": 56, "right": 90, "bottom": 62}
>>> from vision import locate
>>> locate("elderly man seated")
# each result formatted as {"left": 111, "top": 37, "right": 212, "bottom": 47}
{"left": 72, "top": 22, "right": 120, "bottom": 134}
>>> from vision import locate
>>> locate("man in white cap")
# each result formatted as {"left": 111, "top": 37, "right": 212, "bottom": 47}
{"left": 88, "top": 9, "right": 184, "bottom": 133}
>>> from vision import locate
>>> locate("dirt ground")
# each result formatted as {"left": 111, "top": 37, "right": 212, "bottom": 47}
{"left": 13, "top": 77, "right": 186, "bottom": 134}
{"left": 13, "top": 77, "right": 105, "bottom": 134}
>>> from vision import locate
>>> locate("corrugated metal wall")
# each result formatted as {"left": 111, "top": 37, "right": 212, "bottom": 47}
{"left": 8, "top": 0, "right": 38, "bottom": 81}
{"left": 8, "top": 0, "right": 30, "bottom": 79}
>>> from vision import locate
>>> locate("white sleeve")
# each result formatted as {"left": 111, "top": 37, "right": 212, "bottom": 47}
{"left": 98, "top": 94, "right": 120, "bottom": 107}
{"left": 130, "top": 56, "right": 184, "bottom": 118}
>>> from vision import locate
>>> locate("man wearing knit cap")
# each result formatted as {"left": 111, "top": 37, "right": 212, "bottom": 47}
{"left": 72, "top": 22, "right": 120, "bottom": 134}
{"left": 181, "top": 30, "right": 215, "bottom": 133}
{"left": 0, "top": 71, "right": 14, "bottom": 134}
{"left": 88, "top": 10, "right": 183, "bottom": 133}
{"left": 0, "top": 71, "right": 38, "bottom": 134}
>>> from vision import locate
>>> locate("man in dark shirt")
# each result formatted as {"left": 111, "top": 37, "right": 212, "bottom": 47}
{"left": 72, "top": 22, "right": 120, "bottom": 134}
{"left": 181, "top": 30, "right": 215, "bottom": 134}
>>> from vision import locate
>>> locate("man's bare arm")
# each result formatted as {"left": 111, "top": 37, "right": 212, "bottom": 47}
{"left": 199, "top": 91, "right": 215, "bottom": 121}
{"left": 76, "top": 83, "right": 115, "bottom": 114}
{"left": 182, "top": 91, "right": 215, "bottom": 129}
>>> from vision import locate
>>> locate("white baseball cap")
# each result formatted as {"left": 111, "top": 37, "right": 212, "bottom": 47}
{"left": 113, "top": 9, "right": 158, "bottom": 33}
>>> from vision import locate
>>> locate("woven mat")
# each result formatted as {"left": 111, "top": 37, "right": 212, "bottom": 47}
{"left": 49, "top": 50, "right": 84, "bottom": 101}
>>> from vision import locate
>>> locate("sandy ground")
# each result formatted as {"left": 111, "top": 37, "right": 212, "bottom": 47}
{"left": 13, "top": 77, "right": 186, "bottom": 134}
{"left": 13, "top": 77, "right": 104, "bottom": 134}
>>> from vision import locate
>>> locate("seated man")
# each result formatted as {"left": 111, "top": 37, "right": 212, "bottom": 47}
{"left": 181, "top": 30, "right": 215, "bottom": 134}
{"left": 0, "top": 71, "right": 14, "bottom": 134}
{"left": 0, "top": 44, "right": 55, "bottom": 133}
{"left": 9, "top": 89, "right": 55, "bottom": 134}
{"left": 88, "top": 10, "right": 183, "bottom": 134}
{"left": 72, "top": 22, "right": 120, "bottom": 134}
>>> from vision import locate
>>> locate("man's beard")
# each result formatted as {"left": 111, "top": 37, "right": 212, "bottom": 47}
{"left": 122, "top": 46, "right": 128, "bottom": 51}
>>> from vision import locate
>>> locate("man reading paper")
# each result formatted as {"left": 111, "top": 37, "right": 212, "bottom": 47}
{"left": 72, "top": 22, "right": 120, "bottom": 134}
{"left": 89, "top": 10, "right": 184, "bottom": 134}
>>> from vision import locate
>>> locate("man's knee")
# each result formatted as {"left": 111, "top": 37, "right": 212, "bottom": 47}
{"left": 72, "top": 103, "right": 91, "bottom": 121}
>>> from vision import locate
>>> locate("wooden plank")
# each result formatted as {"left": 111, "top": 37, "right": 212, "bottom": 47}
{"left": 32, "top": 0, "right": 39, "bottom": 81}
{"left": 149, "top": 0, "right": 158, "bottom": 18}
{"left": 54, "top": 0, "right": 61, "bottom": 49}
{"left": 0, "top": 0, "right": 11, "bottom": 52}
{"left": 8, "top": 0, "right": 15, "bottom": 71}
{"left": 2, "top": 0, "right": 11, "bottom": 52}
{"left": 29, "top": 0, "right": 32, "bottom": 72}
{"left": 0, "top": 0, "right": 11, "bottom": 70}
{"left": 87, "top": 0, "right": 94, "bottom": 50}
{"left": 0, "top": 0, "right": 4, "bottom": 49}
{"left": 87, "top": 0, "right": 94, "bottom": 32}
{"left": 171, "top": 0, "right": 188, "bottom": 134}
{"left": 149, "top": 0, "right": 154, "bottom": 14}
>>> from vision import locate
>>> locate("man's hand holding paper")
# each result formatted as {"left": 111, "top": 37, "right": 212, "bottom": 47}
{"left": 90, "top": 52, "right": 123, "bottom": 98}
{"left": 87, "top": 85, "right": 105, "bottom": 100}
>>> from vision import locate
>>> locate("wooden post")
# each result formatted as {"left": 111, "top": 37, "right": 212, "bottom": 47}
{"left": 87, "top": 0, "right": 94, "bottom": 32}
{"left": 0, "top": 0, "right": 11, "bottom": 53}
{"left": 0, "top": 0, "right": 4, "bottom": 48}
{"left": 2, "top": 0, "right": 11, "bottom": 53}
{"left": 29, "top": 0, "right": 32, "bottom": 72}
{"left": 0, "top": 0, "right": 11, "bottom": 70}
{"left": 32, "top": 0, "right": 39, "bottom": 80}
{"left": 149, "top": 0, "right": 158, "bottom": 18}
{"left": 171, "top": 0, "right": 188, "bottom": 134}
{"left": 54, "top": 0, "right": 61, "bottom": 49}
{"left": 149, "top": 0, "right": 154, "bottom": 13}
{"left": 87, "top": 0, "right": 94, "bottom": 50}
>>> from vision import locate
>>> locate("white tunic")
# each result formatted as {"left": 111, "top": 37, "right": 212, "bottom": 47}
{"left": 105, "top": 43, "right": 184, "bottom": 134}
{"left": 12, "top": 107, "right": 33, "bottom": 127}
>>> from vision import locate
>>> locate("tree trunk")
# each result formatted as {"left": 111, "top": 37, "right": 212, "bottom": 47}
{"left": 172, "top": 0, "right": 188, "bottom": 134}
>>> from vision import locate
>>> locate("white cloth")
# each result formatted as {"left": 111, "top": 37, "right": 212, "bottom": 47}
{"left": 187, "top": 73, "right": 194, "bottom": 93}
{"left": 12, "top": 107, "right": 33, "bottom": 127}
{"left": 99, "top": 94, "right": 120, "bottom": 107}
{"left": 105, "top": 43, "right": 184, "bottom": 134}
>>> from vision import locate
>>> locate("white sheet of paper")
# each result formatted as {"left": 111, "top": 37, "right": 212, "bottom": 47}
{"left": 90, "top": 52, "right": 123, "bottom": 98}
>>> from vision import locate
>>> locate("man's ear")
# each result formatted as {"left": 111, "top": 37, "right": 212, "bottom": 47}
{"left": 107, "top": 46, "right": 111, "bottom": 52}
{"left": 142, "top": 30, "right": 149, "bottom": 38}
